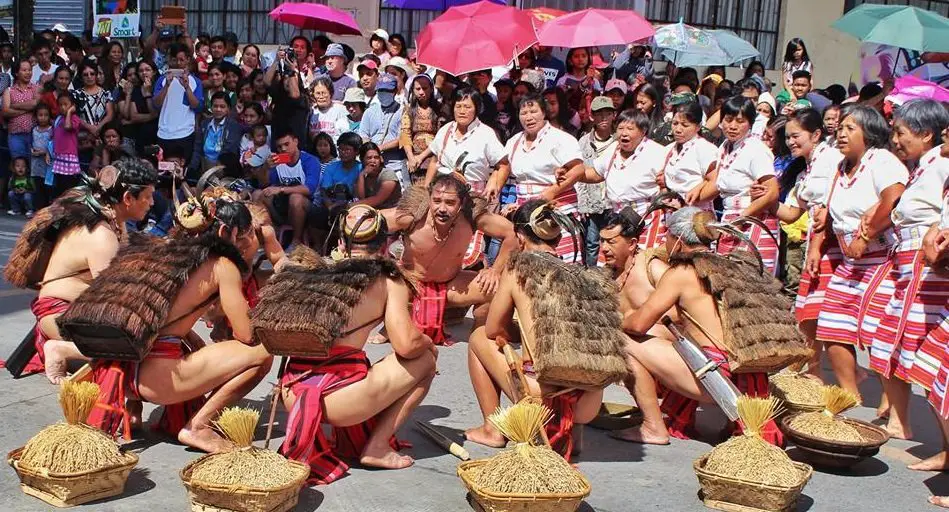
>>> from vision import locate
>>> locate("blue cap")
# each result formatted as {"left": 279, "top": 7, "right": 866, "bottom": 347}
{"left": 376, "top": 73, "right": 398, "bottom": 91}
{"left": 325, "top": 43, "right": 345, "bottom": 58}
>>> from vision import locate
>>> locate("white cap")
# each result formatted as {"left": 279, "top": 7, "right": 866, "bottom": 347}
{"left": 385, "top": 56, "right": 416, "bottom": 78}
{"left": 51, "top": 23, "right": 69, "bottom": 33}
{"left": 372, "top": 28, "right": 389, "bottom": 41}
{"left": 757, "top": 92, "right": 776, "bottom": 114}
{"left": 343, "top": 87, "right": 368, "bottom": 105}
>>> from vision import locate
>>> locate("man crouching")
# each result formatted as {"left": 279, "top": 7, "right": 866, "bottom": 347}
{"left": 465, "top": 199, "right": 627, "bottom": 456}
{"left": 254, "top": 204, "right": 436, "bottom": 484}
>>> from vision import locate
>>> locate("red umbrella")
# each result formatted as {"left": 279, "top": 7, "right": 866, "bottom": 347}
{"left": 536, "top": 8, "right": 654, "bottom": 48}
{"left": 527, "top": 7, "right": 567, "bottom": 26}
{"left": 269, "top": 3, "right": 362, "bottom": 36}
{"left": 416, "top": 0, "right": 537, "bottom": 76}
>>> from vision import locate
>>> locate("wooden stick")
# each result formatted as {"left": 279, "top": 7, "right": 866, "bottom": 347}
{"left": 264, "top": 357, "right": 289, "bottom": 449}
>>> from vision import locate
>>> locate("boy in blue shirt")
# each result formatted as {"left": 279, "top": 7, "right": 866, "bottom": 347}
{"left": 254, "top": 131, "right": 320, "bottom": 248}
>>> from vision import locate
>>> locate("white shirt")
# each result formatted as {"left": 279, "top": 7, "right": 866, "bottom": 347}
{"left": 593, "top": 138, "right": 666, "bottom": 212}
{"left": 792, "top": 144, "right": 843, "bottom": 209}
{"left": 505, "top": 123, "right": 582, "bottom": 186}
{"left": 430, "top": 119, "right": 506, "bottom": 185}
{"left": 891, "top": 146, "right": 949, "bottom": 230}
{"left": 156, "top": 73, "right": 201, "bottom": 140}
{"left": 30, "top": 63, "right": 57, "bottom": 85}
{"left": 941, "top": 178, "right": 949, "bottom": 229}
{"left": 715, "top": 137, "right": 775, "bottom": 210}
{"left": 828, "top": 148, "right": 908, "bottom": 235}
{"left": 663, "top": 136, "right": 718, "bottom": 198}
{"left": 307, "top": 103, "right": 349, "bottom": 141}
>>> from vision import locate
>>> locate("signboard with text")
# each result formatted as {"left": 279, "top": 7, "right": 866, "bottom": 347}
{"left": 93, "top": 0, "right": 141, "bottom": 39}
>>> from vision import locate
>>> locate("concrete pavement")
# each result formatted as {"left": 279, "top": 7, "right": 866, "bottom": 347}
{"left": 0, "top": 213, "right": 946, "bottom": 511}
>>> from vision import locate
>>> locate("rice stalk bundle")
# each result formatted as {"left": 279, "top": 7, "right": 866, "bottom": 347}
{"left": 770, "top": 372, "right": 824, "bottom": 407}
{"left": 789, "top": 386, "right": 864, "bottom": 443}
{"left": 472, "top": 402, "right": 587, "bottom": 495}
{"left": 189, "top": 408, "right": 302, "bottom": 489}
{"left": 19, "top": 381, "right": 125, "bottom": 474}
{"left": 704, "top": 396, "right": 800, "bottom": 487}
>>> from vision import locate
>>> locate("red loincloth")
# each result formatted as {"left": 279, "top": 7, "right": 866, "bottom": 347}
{"left": 659, "top": 346, "right": 784, "bottom": 447}
{"left": 545, "top": 390, "right": 582, "bottom": 461}
{"left": 411, "top": 281, "right": 453, "bottom": 346}
{"left": 22, "top": 297, "right": 72, "bottom": 375}
{"left": 279, "top": 346, "right": 410, "bottom": 485}
{"left": 242, "top": 274, "right": 260, "bottom": 309}
{"left": 86, "top": 336, "right": 207, "bottom": 440}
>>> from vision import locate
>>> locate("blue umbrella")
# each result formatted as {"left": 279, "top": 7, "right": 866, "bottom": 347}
{"left": 383, "top": 0, "right": 505, "bottom": 10}
{"left": 652, "top": 22, "right": 759, "bottom": 66}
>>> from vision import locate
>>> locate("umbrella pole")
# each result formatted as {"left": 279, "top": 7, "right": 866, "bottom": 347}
{"left": 891, "top": 50, "right": 901, "bottom": 78}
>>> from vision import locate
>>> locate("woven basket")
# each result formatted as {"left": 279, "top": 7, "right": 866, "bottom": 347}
{"left": 693, "top": 454, "right": 812, "bottom": 512}
{"left": 180, "top": 453, "right": 310, "bottom": 512}
{"left": 768, "top": 382, "right": 823, "bottom": 416}
{"left": 457, "top": 459, "right": 590, "bottom": 512}
{"left": 254, "top": 328, "right": 330, "bottom": 358}
{"left": 8, "top": 447, "right": 139, "bottom": 507}
{"left": 780, "top": 414, "right": 889, "bottom": 468}
{"left": 538, "top": 368, "right": 616, "bottom": 390}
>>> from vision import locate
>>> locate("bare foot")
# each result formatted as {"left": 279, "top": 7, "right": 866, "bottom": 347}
{"left": 360, "top": 443, "right": 414, "bottom": 469}
{"left": 910, "top": 451, "right": 949, "bottom": 471}
{"left": 876, "top": 405, "right": 890, "bottom": 420}
{"left": 930, "top": 496, "right": 949, "bottom": 508}
{"left": 609, "top": 425, "right": 670, "bottom": 445}
{"left": 126, "top": 399, "right": 143, "bottom": 430}
{"left": 43, "top": 340, "right": 70, "bottom": 385}
{"left": 178, "top": 426, "right": 234, "bottom": 453}
{"left": 885, "top": 418, "right": 913, "bottom": 440}
{"left": 465, "top": 424, "right": 507, "bottom": 448}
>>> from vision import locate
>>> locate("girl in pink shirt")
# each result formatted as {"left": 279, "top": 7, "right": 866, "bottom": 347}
{"left": 51, "top": 92, "right": 82, "bottom": 197}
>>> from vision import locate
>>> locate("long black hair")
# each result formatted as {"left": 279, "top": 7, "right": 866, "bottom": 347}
{"left": 542, "top": 87, "right": 576, "bottom": 135}
{"left": 783, "top": 38, "right": 811, "bottom": 66}
{"left": 631, "top": 82, "right": 665, "bottom": 128}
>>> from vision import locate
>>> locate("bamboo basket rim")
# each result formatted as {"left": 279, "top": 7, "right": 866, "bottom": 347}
{"left": 8, "top": 447, "right": 139, "bottom": 479}
{"left": 457, "top": 458, "right": 592, "bottom": 501}
{"left": 693, "top": 454, "right": 813, "bottom": 492}
{"left": 780, "top": 414, "right": 890, "bottom": 449}
{"left": 180, "top": 452, "right": 310, "bottom": 495}
{"left": 768, "top": 385, "right": 824, "bottom": 412}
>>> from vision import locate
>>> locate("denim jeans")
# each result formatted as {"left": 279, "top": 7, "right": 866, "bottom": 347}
{"left": 7, "top": 132, "right": 31, "bottom": 159}
{"left": 582, "top": 211, "right": 608, "bottom": 267}
{"left": 8, "top": 191, "right": 33, "bottom": 213}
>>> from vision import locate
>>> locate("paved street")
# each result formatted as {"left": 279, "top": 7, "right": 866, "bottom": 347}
{"left": 0, "top": 214, "right": 946, "bottom": 511}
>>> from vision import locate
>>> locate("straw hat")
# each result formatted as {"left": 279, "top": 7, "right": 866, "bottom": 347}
{"left": 385, "top": 56, "right": 416, "bottom": 78}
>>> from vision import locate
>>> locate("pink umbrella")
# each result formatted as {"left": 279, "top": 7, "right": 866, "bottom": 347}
{"left": 536, "top": 8, "right": 655, "bottom": 48}
{"left": 269, "top": 3, "right": 362, "bottom": 36}
{"left": 887, "top": 74, "right": 949, "bottom": 104}
{"left": 415, "top": 0, "right": 537, "bottom": 76}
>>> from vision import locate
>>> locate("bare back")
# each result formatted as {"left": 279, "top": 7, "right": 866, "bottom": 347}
{"left": 40, "top": 223, "right": 120, "bottom": 302}
{"left": 620, "top": 251, "right": 675, "bottom": 340}
{"left": 333, "top": 277, "right": 388, "bottom": 351}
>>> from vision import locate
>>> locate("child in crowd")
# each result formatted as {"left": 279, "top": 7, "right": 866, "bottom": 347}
{"left": 51, "top": 92, "right": 82, "bottom": 198}
{"left": 312, "top": 131, "right": 337, "bottom": 175}
{"left": 7, "top": 157, "right": 35, "bottom": 217}
{"left": 822, "top": 104, "right": 840, "bottom": 145}
{"left": 31, "top": 103, "right": 53, "bottom": 207}
{"left": 194, "top": 91, "right": 242, "bottom": 172}
{"left": 195, "top": 41, "right": 211, "bottom": 80}
{"left": 241, "top": 124, "right": 271, "bottom": 185}
{"left": 235, "top": 79, "right": 255, "bottom": 117}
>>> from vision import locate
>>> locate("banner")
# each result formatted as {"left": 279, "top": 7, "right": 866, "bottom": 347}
{"left": 93, "top": 0, "right": 141, "bottom": 39}
{"left": 857, "top": 43, "right": 949, "bottom": 88}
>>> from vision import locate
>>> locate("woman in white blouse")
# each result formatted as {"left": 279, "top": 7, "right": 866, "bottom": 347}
{"left": 495, "top": 93, "right": 585, "bottom": 263}
{"left": 658, "top": 101, "right": 718, "bottom": 210}
{"left": 815, "top": 105, "right": 907, "bottom": 398}
{"left": 755, "top": 107, "right": 843, "bottom": 380}
{"left": 863, "top": 100, "right": 949, "bottom": 441}
{"left": 574, "top": 109, "right": 668, "bottom": 248}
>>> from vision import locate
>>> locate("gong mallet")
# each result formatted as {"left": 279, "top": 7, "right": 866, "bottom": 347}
{"left": 414, "top": 421, "right": 470, "bottom": 461}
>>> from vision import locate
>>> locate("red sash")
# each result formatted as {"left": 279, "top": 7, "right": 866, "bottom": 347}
{"left": 23, "top": 297, "right": 72, "bottom": 375}
{"left": 279, "top": 346, "right": 409, "bottom": 485}
{"left": 544, "top": 390, "right": 582, "bottom": 461}
{"left": 411, "top": 281, "right": 453, "bottom": 346}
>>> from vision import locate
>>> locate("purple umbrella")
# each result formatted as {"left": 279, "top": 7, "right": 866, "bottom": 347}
{"left": 383, "top": 0, "right": 506, "bottom": 11}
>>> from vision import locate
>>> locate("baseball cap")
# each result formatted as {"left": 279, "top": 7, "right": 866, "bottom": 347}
{"left": 371, "top": 28, "right": 389, "bottom": 41}
{"left": 385, "top": 56, "right": 415, "bottom": 78}
{"left": 51, "top": 23, "right": 69, "bottom": 33}
{"left": 357, "top": 58, "right": 379, "bottom": 73}
{"left": 377, "top": 73, "right": 398, "bottom": 92}
{"left": 591, "top": 96, "right": 616, "bottom": 112}
{"left": 343, "top": 87, "right": 368, "bottom": 105}
{"left": 325, "top": 43, "right": 345, "bottom": 58}
{"left": 605, "top": 78, "right": 627, "bottom": 95}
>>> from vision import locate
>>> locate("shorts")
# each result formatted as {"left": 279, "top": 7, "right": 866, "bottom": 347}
{"left": 157, "top": 133, "right": 196, "bottom": 174}
{"left": 270, "top": 192, "right": 312, "bottom": 225}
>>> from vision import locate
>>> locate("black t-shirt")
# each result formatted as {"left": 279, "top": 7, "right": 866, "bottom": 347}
{"left": 117, "top": 86, "right": 159, "bottom": 151}
{"left": 268, "top": 76, "right": 309, "bottom": 143}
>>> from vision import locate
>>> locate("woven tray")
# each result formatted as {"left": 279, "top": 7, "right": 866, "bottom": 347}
{"left": 180, "top": 453, "right": 310, "bottom": 512}
{"left": 254, "top": 328, "right": 330, "bottom": 358}
{"left": 780, "top": 414, "right": 889, "bottom": 468}
{"left": 693, "top": 454, "right": 812, "bottom": 512}
{"left": 8, "top": 447, "right": 139, "bottom": 507}
{"left": 457, "top": 459, "right": 590, "bottom": 512}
